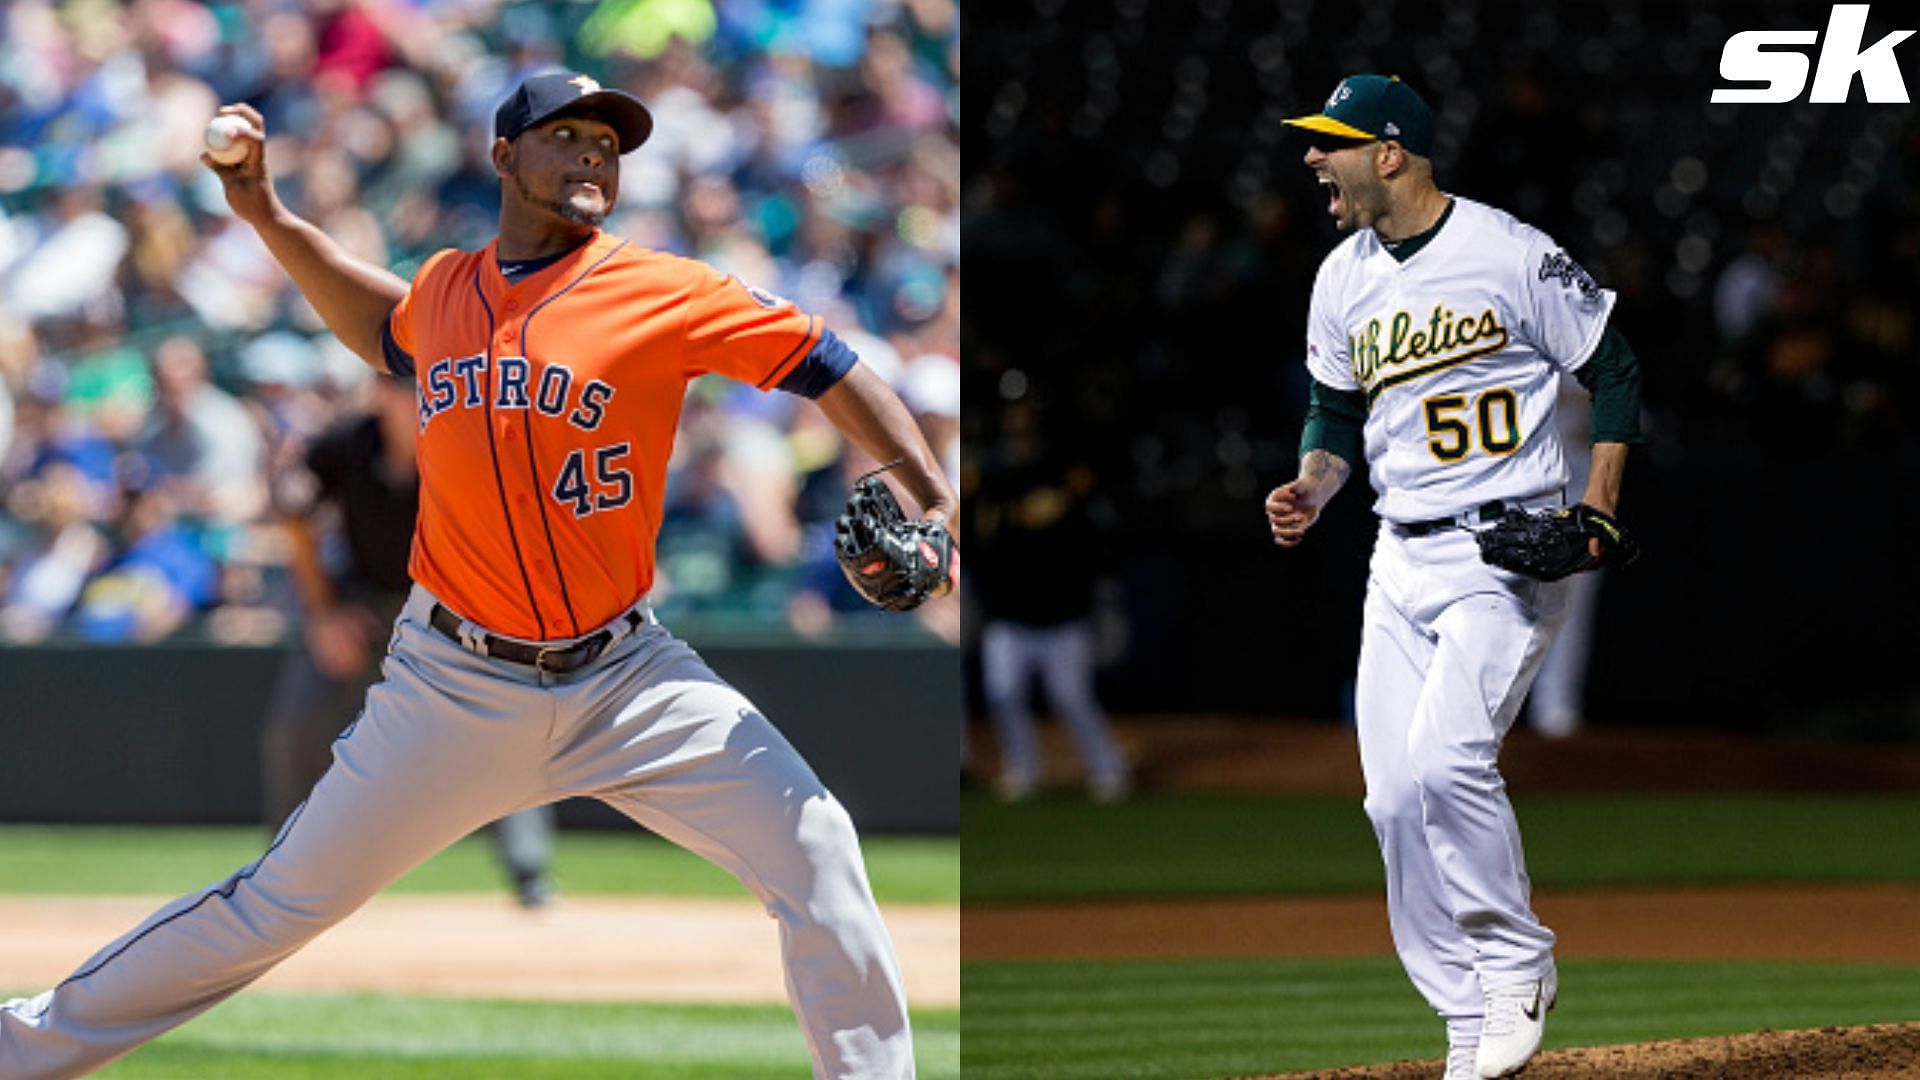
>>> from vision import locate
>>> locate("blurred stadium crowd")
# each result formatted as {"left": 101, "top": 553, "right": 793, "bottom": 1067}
{"left": 0, "top": 0, "right": 961, "bottom": 644}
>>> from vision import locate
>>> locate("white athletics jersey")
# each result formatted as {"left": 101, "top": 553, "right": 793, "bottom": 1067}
{"left": 1304, "top": 196, "right": 1614, "bottom": 522}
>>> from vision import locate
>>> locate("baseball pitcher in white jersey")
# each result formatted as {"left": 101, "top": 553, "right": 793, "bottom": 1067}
{"left": 1266, "top": 75, "right": 1643, "bottom": 1080}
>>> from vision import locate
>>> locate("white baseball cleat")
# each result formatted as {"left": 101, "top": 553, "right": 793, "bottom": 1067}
{"left": 995, "top": 771, "right": 1037, "bottom": 802}
{"left": 1443, "top": 1041, "right": 1479, "bottom": 1079}
{"left": 1090, "top": 770, "right": 1131, "bottom": 804}
{"left": 1475, "top": 967, "right": 1556, "bottom": 1078}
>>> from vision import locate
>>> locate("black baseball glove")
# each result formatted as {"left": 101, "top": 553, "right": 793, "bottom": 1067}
{"left": 834, "top": 463, "right": 959, "bottom": 612}
{"left": 1474, "top": 504, "right": 1640, "bottom": 582}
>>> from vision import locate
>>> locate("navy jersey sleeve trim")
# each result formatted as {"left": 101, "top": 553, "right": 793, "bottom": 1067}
{"left": 381, "top": 317, "right": 416, "bottom": 378}
{"left": 756, "top": 315, "right": 820, "bottom": 390}
{"left": 775, "top": 327, "right": 859, "bottom": 398}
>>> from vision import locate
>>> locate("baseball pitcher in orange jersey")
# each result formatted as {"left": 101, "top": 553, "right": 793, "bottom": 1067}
{"left": 0, "top": 73, "right": 954, "bottom": 1080}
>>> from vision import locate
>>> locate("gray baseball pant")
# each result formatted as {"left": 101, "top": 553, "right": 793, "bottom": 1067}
{"left": 0, "top": 586, "right": 913, "bottom": 1079}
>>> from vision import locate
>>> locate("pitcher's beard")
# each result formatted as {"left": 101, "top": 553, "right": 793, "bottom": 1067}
{"left": 513, "top": 172, "right": 608, "bottom": 228}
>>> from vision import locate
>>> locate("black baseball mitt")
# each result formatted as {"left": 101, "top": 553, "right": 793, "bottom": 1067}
{"left": 834, "top": 463, "right": 959, "bottom": 612}
{"left": 1475, "top": 504, "right": 1640, "bottom": 582}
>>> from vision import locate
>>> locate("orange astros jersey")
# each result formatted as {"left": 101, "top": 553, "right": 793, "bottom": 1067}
{"left": 389, "top": 229, "right": 820, "bottom": 641}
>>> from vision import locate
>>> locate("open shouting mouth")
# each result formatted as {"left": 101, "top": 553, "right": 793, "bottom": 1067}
{"left": 1319, "top": 172, "right": 1342, "bottom": 217}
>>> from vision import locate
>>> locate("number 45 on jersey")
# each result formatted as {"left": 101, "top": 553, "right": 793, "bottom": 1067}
{"left": 553, "top": 442, "right": 633, "bottom": 517}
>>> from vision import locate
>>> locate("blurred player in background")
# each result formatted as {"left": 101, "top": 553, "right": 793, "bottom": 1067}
{"left": 1524, "top": 373, "right": 1603, "bottom": 739}
{"left": 263, "top": 372, "right": 556, "bottom": 906}
{"left": 972, "top": 397, "right": 1130, "bottom": 803}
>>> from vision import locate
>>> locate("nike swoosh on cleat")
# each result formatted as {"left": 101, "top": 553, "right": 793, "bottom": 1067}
{"left": 1521, "top": 984, "right": 1543, "bottom": 1021}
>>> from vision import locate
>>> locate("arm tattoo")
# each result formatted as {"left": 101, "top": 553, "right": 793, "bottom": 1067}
{"left": 1300, "top": 449, "right": 1351, "bottom": 489}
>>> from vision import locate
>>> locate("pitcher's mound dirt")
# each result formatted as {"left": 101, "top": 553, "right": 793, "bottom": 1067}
{"left": 1269, "top": 1021, "right": 1920, "bottom": 1078}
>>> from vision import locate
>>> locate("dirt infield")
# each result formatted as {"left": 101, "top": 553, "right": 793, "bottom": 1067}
{"left": 965, "top": 884, "right": 1920, "bottom": 963}
{"left": 0, "top": 894, "right": 959, "bottom": 1006}
{"left": 1093, "top": 717, "right": 1920, "bottom": 797}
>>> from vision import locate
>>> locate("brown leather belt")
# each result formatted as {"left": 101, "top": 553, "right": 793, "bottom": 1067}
{"left": 428, "top": 603, "right": 646, "bottom": 673}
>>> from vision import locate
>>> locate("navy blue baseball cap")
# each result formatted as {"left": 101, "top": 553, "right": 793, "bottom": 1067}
{"left": 1284, "top": 74, "right": 1434, "bottom": 156}
{"left": 494, "top": 72, "right": 653, "bottom": 153}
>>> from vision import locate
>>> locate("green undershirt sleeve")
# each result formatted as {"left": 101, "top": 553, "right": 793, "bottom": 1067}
{"left": 1300, "top": 379, "right": 1366, "bottom": 470}
{"left": 1573, "top": 323, "right": 1645, "bottom": 444}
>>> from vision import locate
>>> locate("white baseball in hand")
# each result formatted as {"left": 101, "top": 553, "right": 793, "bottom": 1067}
{"left": 204, "top": 115, "right": 256, "bottom": 166}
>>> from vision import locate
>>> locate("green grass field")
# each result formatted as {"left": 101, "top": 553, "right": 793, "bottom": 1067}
{"left": 0, "top": 825, "right": 958, "bottom": 1078}
{"left": 0, "top": 824, "right": 958, "bottom": 904}
{"left": 961, "top": 957, "right": 1920, "bottom": 1080}
{"left": 962, "top": 790, "right": 1920, "bottom": 901}
{"left": 0, "top": 993, "right": 961, "bottom": 1079}
{"left": 962, "top": 789, "right": 1920, "bottom": 1076}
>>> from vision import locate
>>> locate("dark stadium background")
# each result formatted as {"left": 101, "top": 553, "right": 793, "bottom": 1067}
{"left": 962, "top": 0, "right": 1920, "bottom": 737}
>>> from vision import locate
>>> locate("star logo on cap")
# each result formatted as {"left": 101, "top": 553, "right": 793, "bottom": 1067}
{"left": 569, "top": 75, "right": 602, "bottom": 95}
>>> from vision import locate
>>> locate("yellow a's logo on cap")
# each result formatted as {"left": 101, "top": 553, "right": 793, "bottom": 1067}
{"left": 569, "top": 75, "right": 602, "bottom": 95}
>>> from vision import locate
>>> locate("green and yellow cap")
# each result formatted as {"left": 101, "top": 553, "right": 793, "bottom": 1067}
{"left": 1283, "top": 74, "right": 1434, "bottom": 156}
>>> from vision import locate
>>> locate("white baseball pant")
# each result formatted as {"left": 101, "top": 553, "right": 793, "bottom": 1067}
{"left": 981, "top": 618, "right": 1127, "bottom": 793}
{"left": 1355, "top": 522, "right": 1568, "bottom": 1025}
